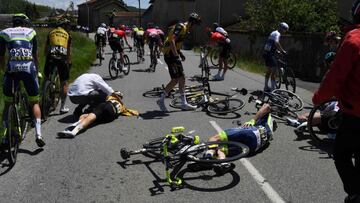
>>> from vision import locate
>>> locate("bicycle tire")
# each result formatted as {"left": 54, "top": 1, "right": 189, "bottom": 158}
{"left": 274, "top": 67, "right": 282, "bottom": 89}
{"left": 41, "top": 80, "right": 52, "bottom": 120}
{"left": 18, "top": 92, "right": 30, "bottom": 140}
{"left": 284, "top": 68, "right": 296, "bottom": 93}
{"left": 185, "top": 141, "right": 249, "bottom": 164}
{"left": 227, "top": 52, "right": 237, "bottom": 69}
{"left": 271, "top": 89, "right": 303, "bottom": 111}
{"left": 108, "top": 57, "right": 118, "bottom": 79}
{"left": 210, "top": 49, "right": 219, "bottom": 66}
{"left": 169, "top": 94, "right": 204, "bottom": 109}
{"left": 206, "top": 98, "right": 245, "bottom": 114}
{"left": 270, "top": 104, "right": 298, "bottom": 121}
{"left": 98, "top": 48, "right": 103, "bottom": 65}
{"left": 51, "top": 71, "right": 61, "bottom": 111}
{"left": 307, "top": 100, "right": 337, "bottom": 145}
{"left": 6, "top": 105, "right": 20, "bottom": 166}
{"left": 142, "top": 137, "right": 165, "bottom": 158}
{"left": 123, "top": 55, "right": 131, "bottom": 75}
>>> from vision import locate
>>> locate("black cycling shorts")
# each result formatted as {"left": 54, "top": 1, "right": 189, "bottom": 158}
{"left": 164, "top": 53, "right": 184, "bottom": 79}
{"left": 44, "top": 56, "right": 70, "bottom": 81}
{"left": 109, "top": 40, "right": 124, "bottom": 53}
{"left": 148, "top": 36, "right": 160, "bottom": 51}
{"left": 95, "top": 35, "right": 106, "bottom": 47}
{"left": 219, "top": 43, "right": 231, "bottom": 59}
{"left": 92, "top": 102, "right": 118, "bottom": 123}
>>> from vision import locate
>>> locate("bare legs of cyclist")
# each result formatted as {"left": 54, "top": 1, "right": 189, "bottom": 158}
{"left": 214, "top": 56, "right": 228, "bottom": 81}
{"left": 264, "top": 66, "right": 276, "bottom": 92}
{"left": 58, "top": 113, "right": 97, "bottom": 137}
{"left": 59, "top": 80, "right": 69, "bottom": 114}
{"left": 31, "top": 101, "right": 45, "bottom": 147}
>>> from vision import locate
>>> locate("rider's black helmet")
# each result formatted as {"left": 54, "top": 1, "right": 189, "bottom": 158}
{"left": 12, "top": 13, "right": 30, "bottom": 27}
{"left": 188, "top": 12, "right": 201, "bottom": 25}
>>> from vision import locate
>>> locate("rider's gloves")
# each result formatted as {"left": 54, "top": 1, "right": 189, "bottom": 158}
{"left": 179, "top": 52, "right": 186, "bottom": 61}
{"left": 243, "top": 119, "right": 256, "bottom": 128}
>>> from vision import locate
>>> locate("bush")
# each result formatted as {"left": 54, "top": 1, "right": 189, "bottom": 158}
{"left": 240, "top": 0, "right": 339, "bottom": 33}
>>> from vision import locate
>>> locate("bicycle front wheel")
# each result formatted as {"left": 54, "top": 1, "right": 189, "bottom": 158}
{"left": 271, "top": 89, "right": 303, "bottom": 111}
{"left": 123, "top": 55, "right": 131, "bottom": 75}
{"left": 185, "top": 141, "right": 249, "bottom": 164}
{"left": 207, "top": 98, "right": 245, "bottom": 114}
{"left": 6, "top": 105, "right": 20, "bottom": 166}
{"left": 283, "top": 67, "right": 296, "bottom": 93}
{"left": 108, "top": 58, "right": 118, "bottom": 79}
{"left": 227, "top": 52, "right": 237, "bottom": 69}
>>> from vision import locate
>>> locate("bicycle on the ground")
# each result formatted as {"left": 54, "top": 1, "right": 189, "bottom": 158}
{"left": 274, "top": 53, "right": 296, "bottom": 93}
{"left": 248, "top": 89, "right": 303, "bottom": 121}
{"left": 41, "top": 61, "right": 61, "bottom": 120}
{"left": 209, "top": 46, "right": 237, "bottom": 69}
{"left": 108, "top": 50, "right": 130, "bottom": 79}
{"left": 120, "top": 126, "right": 249, "bottom": 190}
{"left": 143, "top": 78, "right": 211, "bottom": 98}
{"left": 307, "top": 99, "right": 339, "bottom": 145}
{"left": 169, "top": 85, "right": 247, "bottom": 114}
{"left": 1, "top": 74, "right": 32, "bottom": 165}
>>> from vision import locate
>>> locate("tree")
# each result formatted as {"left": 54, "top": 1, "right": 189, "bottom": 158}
{"left": 240, "top": 0, "right": 338, "bottom": 33}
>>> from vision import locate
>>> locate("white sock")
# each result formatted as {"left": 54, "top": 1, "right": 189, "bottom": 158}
{"left": 181, "top": 93, "right": 187, "bottom": 104}
{"left": 71, "top": 123, "right": 83, "bottom": 135}
{"left": 265, "top": 77, "right": 269, "bottom": 88}
{"left": 35, "top": 118, "right": 41, "bottom": 137}
{"left": 160, "top": 90, "right": 167, "bottom": 100}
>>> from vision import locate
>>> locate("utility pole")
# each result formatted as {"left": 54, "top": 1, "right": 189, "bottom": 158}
{"left": 138, "top": 0, "right": 141, "bottom": 27}
{"left": 218, "top": 0, "right": 221, "bottom": 24}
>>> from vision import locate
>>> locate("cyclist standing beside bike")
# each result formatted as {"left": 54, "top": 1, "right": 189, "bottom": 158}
{"left": 95, "top": 23, "right": 107, "bottom": 60}
{"left": 156, "top": 13, "right": 202, "bottom": 112}
{"left": 313, "top": 1, "right": 360, "bottom": 202}
{"left": 108, "top": 25, "right": 131, "bottom": 72}
{"left": 0, "top": 14, "right": 45, "bottom": 147}
{"left": 263, "top": 22, "right": 289, "bottom": 92}
{"left": 44, "top": 18, "right": 72, "bottom": 114}
{"left": 212, "top": 23, "right": 231, "bottom": 81}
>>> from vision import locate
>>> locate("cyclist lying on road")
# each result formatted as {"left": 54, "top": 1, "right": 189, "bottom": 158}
{"left": 188, "top": 103, "right": 277, "bottom": 174}
{"left": 286, "top": 101, "right": 339, "bottom": 138}
{"left": 57, "top": 91, "right": 139, "bottom": 138}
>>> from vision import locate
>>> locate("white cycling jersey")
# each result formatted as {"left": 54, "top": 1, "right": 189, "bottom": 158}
{"left": 68, "top": 73, "right": 114, "bottom": 97}
{"left": 264, "top": 30, "right": 281, "bottom": 53}
{"left": 97, "top": 27, "right": 107, "bottom": 36}
{"left": 215, "top": 27, "right": 228, "bottom": 37}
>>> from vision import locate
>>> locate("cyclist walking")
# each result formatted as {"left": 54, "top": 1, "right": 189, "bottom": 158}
{"left": 44, "top": 18, "right": 72, "bottom": 114}
{"left": 0, "top": 14, "right": 45, "bottom": 147}
{"left": 313, "top": 1, "right": 360, "bottom": 202}
{"left": 263, "top": 22, "right": 289, "bottom": 92}
{"left": 157, "top": 13, "right": 202, "bottom": 112}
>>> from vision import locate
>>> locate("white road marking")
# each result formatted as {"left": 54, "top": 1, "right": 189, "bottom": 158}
{"left": 164, "top": 66, "right": 168, "bottom": 70}
{"left": 209, "top": 120, "right": 285, "bottom": 203}
{"left": 157, "top": 59, "right": 164, "bottom": 65}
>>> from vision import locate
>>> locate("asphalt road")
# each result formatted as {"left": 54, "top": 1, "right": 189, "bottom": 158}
{"left": 0, "top": 39, "right": 345, "bottom": 203}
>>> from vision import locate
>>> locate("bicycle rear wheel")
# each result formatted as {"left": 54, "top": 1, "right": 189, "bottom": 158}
{"left": 227, "top": 52, "right": 237, "bottom": 69}
{"left": 206, "top": 98, "right": 245, "bottom": 114}
{"left": 274, "top": 67, "right": 282, "bottom": 89}
{"left": 18, "top": 92, "right": 30, "bottom": 140}
{"left": 41, "top": 80, "right": 52, "bottom": 120}
{"left": 123, "top": 55, "right": 131, "bottom": 75}
{"left": 271, "top": 89, "right": 303, "bottom": 111}
{"left": 6, "top": 105, "right": 20, "bottom": 166}
{"left": 108, "top": 58, "right": 119, "bottom": 79}
{"left": 284, "top": 68, "right": 296, "bottom": 93}
{"left": 185, "top": 141, "right": 249, "bottom": 164}
{"left": 307, "top": 100, "right": 337, "bottom": 145}
{"left": 210, "top": 49, "right": 219, "bottom": 66}
{"left": 270, "top": 105, "right": 298, "bottom": 121}
{"left": 51, "top": 71, "right": 61, "bottom": 111}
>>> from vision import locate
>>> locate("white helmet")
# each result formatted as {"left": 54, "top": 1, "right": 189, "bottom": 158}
{"left": 280, "top": 22, "right": 289, "bottom": 31}
{"left": 101, "top": 23, "right": 106, "bottom": 28}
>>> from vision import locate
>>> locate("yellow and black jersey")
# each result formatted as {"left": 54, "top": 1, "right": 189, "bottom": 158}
{"left": 47, "top": 27, "right": 71, "bottom": 57}
{"left": 162, "top": 22, "right": 190, "bottom": 55}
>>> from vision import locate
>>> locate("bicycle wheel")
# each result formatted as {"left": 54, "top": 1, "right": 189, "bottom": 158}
{"left": 51, "top": 70, "right": 61, "bottom": 111}
{"left": 210, "top": 49, "right": 219, "bottom": 66}
{"left": 227, "top": 52, "right": 237, "bottom": 69}
{"left": 185, "top": 141, "right": 249, "bottom": 164}
{"left": 283, "top": 68, "right": 296, "bottom": 93}
{"left": 274, "top": 67, "right": 282, "bottom": 89}
{"left": 108, "top": 57, "right": 119, "bottom": 79}
{"left": 17, "top": 92, "right": 30, "bottom": 140}
{"left": 307, "top": 100, "right": 338, "bottom": 145}
{"left": 142, "top": 137, "right": 165, "bottom": 158}
{"left": 136, "top": 47, "right": 142, "bottom": 63}
{"left": 143, "top": 87, "right": 164, "bottom": 98}
{"left": 169, "top": 94, "right": 204, "bottom": 109}
{"left": 6, "top": 105, "right": 20, "bottom": 166}
{"left": 41, "top": 80, "right": 52, "bottom": 120}
{"left": 206, "top": 98, "right": 245, "bottom": 114}
{"left": 270, "top": 104, "right": 298, "bottom": 121}
{"left": 271, "top": 89, "right": 303, "bottom": 111}
{"left": 123, "top": 55, "right": 131, "bottom": 75}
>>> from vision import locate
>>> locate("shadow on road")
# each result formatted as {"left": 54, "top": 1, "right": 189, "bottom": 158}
{"left": 139, "top": 110, "right": 170, "bottom": 120}
{"left": 58, "top": 114, "right": 79, "bottom": 124}
{"left": 293, "top": 131, "right": 334, "bottom": 158}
